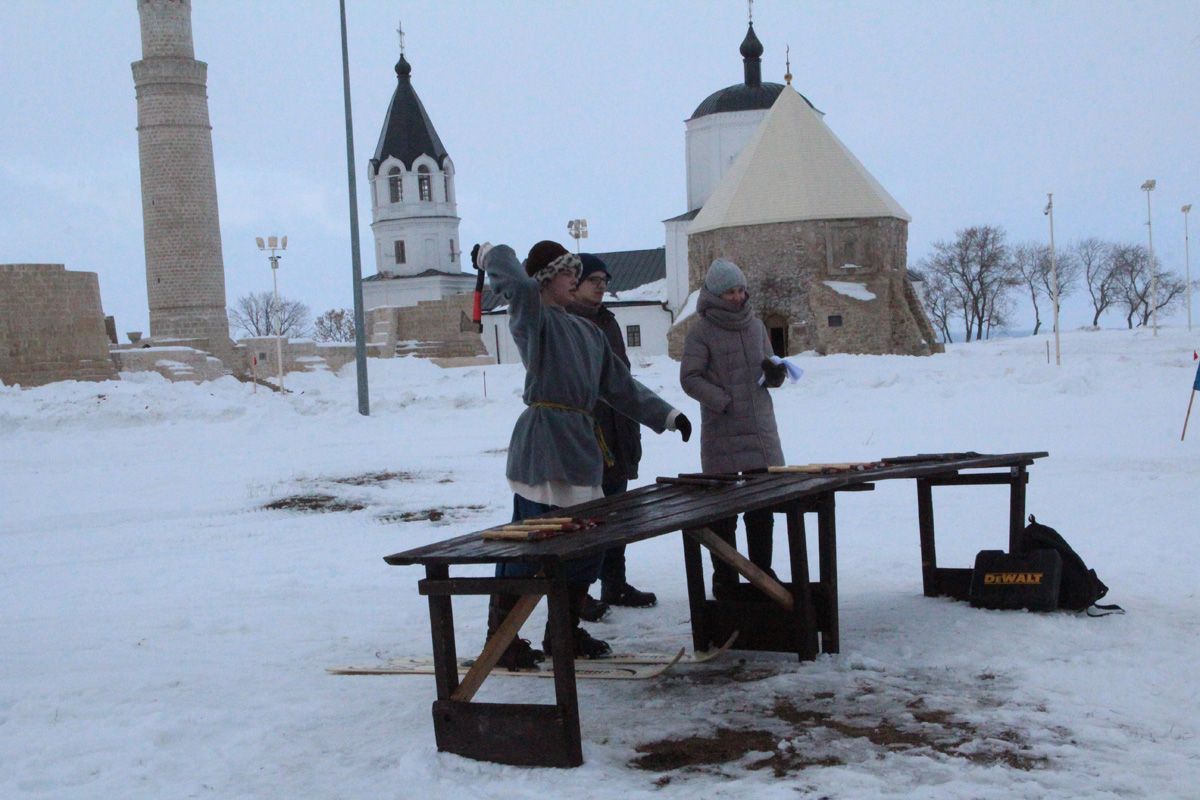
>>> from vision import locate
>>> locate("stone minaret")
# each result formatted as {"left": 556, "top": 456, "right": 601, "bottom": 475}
{"left": 132, "top": 0, "right": 231, "bottom": 360}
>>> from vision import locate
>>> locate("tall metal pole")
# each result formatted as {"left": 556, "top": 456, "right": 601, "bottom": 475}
{"left": 1143, "top": 180, "right": 1157, "bottom": 336}
{"left": 340, "top": 0, "right": 369, "bottom": 416}
{"left": 270, "top": 254, "right": 285, "bottom": 391}
{"left": 1184, "top": 204, "right": 1193, "bottom": 332}
{"left": 1046, "top": 193, "right": 1061, "bottom": 365}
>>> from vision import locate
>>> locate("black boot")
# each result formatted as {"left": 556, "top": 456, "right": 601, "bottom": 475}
{"left": 578, "top": 592, "right": 610, "bottom": 622}
{"left": 543, "top": 585, "right": 612, "bottom": 659}
{"left": 601, "top": 582, "right": 657, "bottom": 608}
{"left": 486, "top": 594, "right": 544, "bottom": 670}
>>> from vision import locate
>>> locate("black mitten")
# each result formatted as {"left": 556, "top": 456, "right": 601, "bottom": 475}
{"left": 761, "top": 358, "right": 787, "bottom": 388}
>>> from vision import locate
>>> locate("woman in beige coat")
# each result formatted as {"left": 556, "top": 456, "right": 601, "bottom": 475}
{"left": 680, "top": 258, "right": 787, "bottom": 592}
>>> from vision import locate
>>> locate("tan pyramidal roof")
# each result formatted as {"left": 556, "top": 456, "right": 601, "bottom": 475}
{"left": 689, "top": 86, "right": 910, "bottom": 234}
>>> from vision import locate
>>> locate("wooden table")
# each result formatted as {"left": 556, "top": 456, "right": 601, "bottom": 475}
{"left": 383, "top": 450, "right": 1048, "bottom": 767}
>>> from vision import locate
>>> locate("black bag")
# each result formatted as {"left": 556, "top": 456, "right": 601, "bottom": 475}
{"left": 969, "top": 549, "right": 1062, "bottom": 611}
{"left": 1019, "top": 515, "right": 1124, "bottom": 616}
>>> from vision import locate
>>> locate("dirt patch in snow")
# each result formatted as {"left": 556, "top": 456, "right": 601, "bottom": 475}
{"left": 631, "top": 696, "right": 1047, "bottom": 777}
{"left": 263, "top": 494, "right": 367, "bottom": 513}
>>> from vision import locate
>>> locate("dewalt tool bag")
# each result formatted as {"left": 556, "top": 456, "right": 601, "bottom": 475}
{"left": 969, "top": 549, "right": 1062, "bottom": 611}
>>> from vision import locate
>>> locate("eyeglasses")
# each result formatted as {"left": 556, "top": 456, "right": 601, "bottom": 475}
{"left": 582, "top": 276, "right": 609, "bottom": 287}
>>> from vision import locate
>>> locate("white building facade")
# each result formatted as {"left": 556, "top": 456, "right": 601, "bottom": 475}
{"left": 363, "top": 49, "right": 473, "bottom": 313}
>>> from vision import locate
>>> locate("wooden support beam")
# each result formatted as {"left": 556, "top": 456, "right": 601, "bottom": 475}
{"left": 452, "top": 593, "right": 541, "bottom": 703}
{"left": 687, "top": 527, "right": 794, "bottom": 611}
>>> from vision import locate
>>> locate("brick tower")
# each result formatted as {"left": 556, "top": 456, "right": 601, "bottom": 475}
{"left": 132, "top": 0, "right": 232, "bottom": 362}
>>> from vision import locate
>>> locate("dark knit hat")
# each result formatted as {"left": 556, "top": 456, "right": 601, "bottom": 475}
{"left": 578, "top": 253, "right": 611, "bottom": 282}
{"left": 524, "top": 240, "right": 581, "bottom": 285}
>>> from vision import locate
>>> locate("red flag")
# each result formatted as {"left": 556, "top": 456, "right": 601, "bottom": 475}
{"left": 1194, "top": 350, "right": 1198, "bottom": 361}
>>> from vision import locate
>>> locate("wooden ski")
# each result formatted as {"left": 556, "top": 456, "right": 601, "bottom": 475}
{"left": 328, "top": 646, "right": 686, "bottom": 680}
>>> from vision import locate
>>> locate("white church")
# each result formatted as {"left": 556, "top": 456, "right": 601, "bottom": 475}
{"left": 362, "top": 21, "right": 935, "bottom": 363}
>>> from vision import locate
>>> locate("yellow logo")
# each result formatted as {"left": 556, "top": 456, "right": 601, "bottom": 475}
{"left": 983, "top": 572, "right": 1044, "bottom": 585}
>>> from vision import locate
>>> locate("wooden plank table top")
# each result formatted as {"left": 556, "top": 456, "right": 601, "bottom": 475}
{"left": 384, "top": 451, "right": 1048, "bottom": 568}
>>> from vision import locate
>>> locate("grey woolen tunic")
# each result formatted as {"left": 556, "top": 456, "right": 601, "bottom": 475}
{"left": 484, "top": 245, "right": 675, "bottom": 501}
{"left": 679, "top": 288, "right": 784, "bottom": 474}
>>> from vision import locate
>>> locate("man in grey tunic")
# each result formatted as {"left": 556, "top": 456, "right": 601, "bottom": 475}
{"left": 475, "top": 239, "right": 691, "bottom": 666}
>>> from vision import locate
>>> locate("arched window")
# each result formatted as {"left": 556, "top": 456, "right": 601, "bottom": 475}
{"left": 417, "top": 165, "right": 432, "bottom": 202}
{"left": 388, "top": 166, "right": 402, "bottom": 203}
{"left": 444, "top": 174, "right": 451, "bottom": 203}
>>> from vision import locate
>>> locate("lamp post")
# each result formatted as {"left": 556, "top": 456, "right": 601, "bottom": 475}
{"left": 1044, "top": 193, "right": 1061, "bottom": 365}
{"left": 1141, "top": 180, "right": 1157, "bottom": 335}
{"left": 256, "top": 235, "right": 287, "bottom": 390}
{"left": 1184, "top": 204, "right": 1193, "bottom": 332}
{"left": 567, "top": 218, "right": 588, "bottom": 253}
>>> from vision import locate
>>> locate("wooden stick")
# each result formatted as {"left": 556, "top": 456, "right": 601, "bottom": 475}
{"left": 769, "top": 463, "right": 862, "bottom": 473}
{"left": 1183, "top": 390, "right": 1196, "bottom": 441}
{"left": 499, "top": 523, "right": 565, "bottom": 531}
{"left": 520, "top": 517, "right": 574, "bottom": 524}
{"left": 452, "top": 593, "right": 542, "bottom": 702}
{"left": 656, "top": 476, "right": 728, "bottom": 487}
{"left": 687, "top": 527, "right": 794, "bottom": 611}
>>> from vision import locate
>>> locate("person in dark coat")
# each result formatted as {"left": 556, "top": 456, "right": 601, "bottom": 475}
{"left": 679, "top": 258, "right": 787, "bottom": 594}
{"left": 568, "top": 254, "right": 658, "bottom": 616}
{"left": 475, "top": 240, "right": 691, "bottom": 667}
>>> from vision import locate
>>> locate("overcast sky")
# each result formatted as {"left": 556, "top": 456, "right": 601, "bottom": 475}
{"left": 2, "top": 1, "right": 1198, "bottom": 337}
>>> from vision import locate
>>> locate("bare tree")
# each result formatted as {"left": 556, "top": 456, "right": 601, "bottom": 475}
{"left": 1075, "top": 238, "right": 1120, "bottom": 327}
{"left": 1110, "top": 245, "right": 1185, "bottom": 328}
{"left": 912, "top": 268, "right": 958, "bottom": 344}
{"left": 920, "top": 226, "right": 1018, "bottom": 341}
{"left": 229, "top": 291, "right": 311, "bottom": 339}
{"left": 1012, "top": 243, "right": 1049, "bottom": 335}
{"left": 1013, "top": 241, "right": 1081, "bottom": 335}
{"left": 313, "top": 308, "right": 356, "bottom": 342}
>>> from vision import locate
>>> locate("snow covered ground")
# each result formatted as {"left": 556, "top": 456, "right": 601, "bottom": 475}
{"left": 2, "top": 328, "right": 1198, "bottom": 799}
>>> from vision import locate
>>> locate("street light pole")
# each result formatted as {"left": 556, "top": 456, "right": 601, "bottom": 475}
{"left": 1184, "top": 204, "right": 1193, "bottom": 332}
{"left": 567, "top": 218, "right": 588, "bottom": 254}
{"left": 1142, "top": 179, "right": 1157, "bottom": 335}
{"left": 339, "top": 0, "right": 369, "bottom": 416}
{"left": 1044, "top": 193, "right": 1061, "bottom": 365}
{"left": 257, "top": 235, "right": 287, "bottom": 391}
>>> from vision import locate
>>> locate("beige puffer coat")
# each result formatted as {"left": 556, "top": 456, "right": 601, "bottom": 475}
{"left": 679, "top": 288, "right": 784, "bottom": 474}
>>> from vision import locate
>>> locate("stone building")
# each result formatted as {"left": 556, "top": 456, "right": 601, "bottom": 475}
{"left": 132, "top": 0, "right": 233, "bottom": 365}
{"left": 666, "top": 23, "right": 939, "bottom": 357}
{"left": 0, "top": 264, "right": 118, "bottom": 387}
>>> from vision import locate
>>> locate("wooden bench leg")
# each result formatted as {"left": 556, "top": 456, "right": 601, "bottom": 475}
{"left": 816, "top": 493, "right": 839, "bottom": 654}
{"left": 544, "top": 571, "right": 582, "bottom": 767}
{"left": 681, "top": 529, "right": 711, "bottom": 653}
{"left": 785, "top": 505, "right": 819, "bottom": 661}
{"left": 425, "top": 565, "right": 459, "bottom": 700}
{"left": 917, "top": 478, "right": 938, "bottom": 597}
{"left": 1009, "top": 466, "right": 1027, "bottom": 553}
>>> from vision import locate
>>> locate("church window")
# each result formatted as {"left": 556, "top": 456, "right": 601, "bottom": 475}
{"left": 626, "top": 325, "right": 642, "bottom": 348}
{"left": 444, "top": 175, "right": 451, "bottom": 202}
{"left": 388, "top": 167, "right": 402, "bottom": 203}
{"left": 394, "top": 240, "right": 406, "bottom": 264}
{"left": 449, "top": 239, "right": 457, "bottom": 263}
{"left": 827, "top": 315, "right": 843, "bottom": 328}
{"left": 418, "top": 165, "right": 432, "bottom": 201}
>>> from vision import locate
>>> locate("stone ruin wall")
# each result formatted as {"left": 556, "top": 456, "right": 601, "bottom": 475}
{"left": 367, "top": 293, "right": 487, "bottom": 360}
{"left": 0, "top": 264, "right": 119, "bottom": 387}
{"left": 669, "top": 218, "right": 940, "bottom": 358}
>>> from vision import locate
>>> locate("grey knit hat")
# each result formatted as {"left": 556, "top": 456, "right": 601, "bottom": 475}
{"left": 704, "top": 258, "right": 747, "bottom": 295}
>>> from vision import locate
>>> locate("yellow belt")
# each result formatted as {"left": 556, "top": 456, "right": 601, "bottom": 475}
{"left": 529, "top": 401, "right": 615, "bottom": 467}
